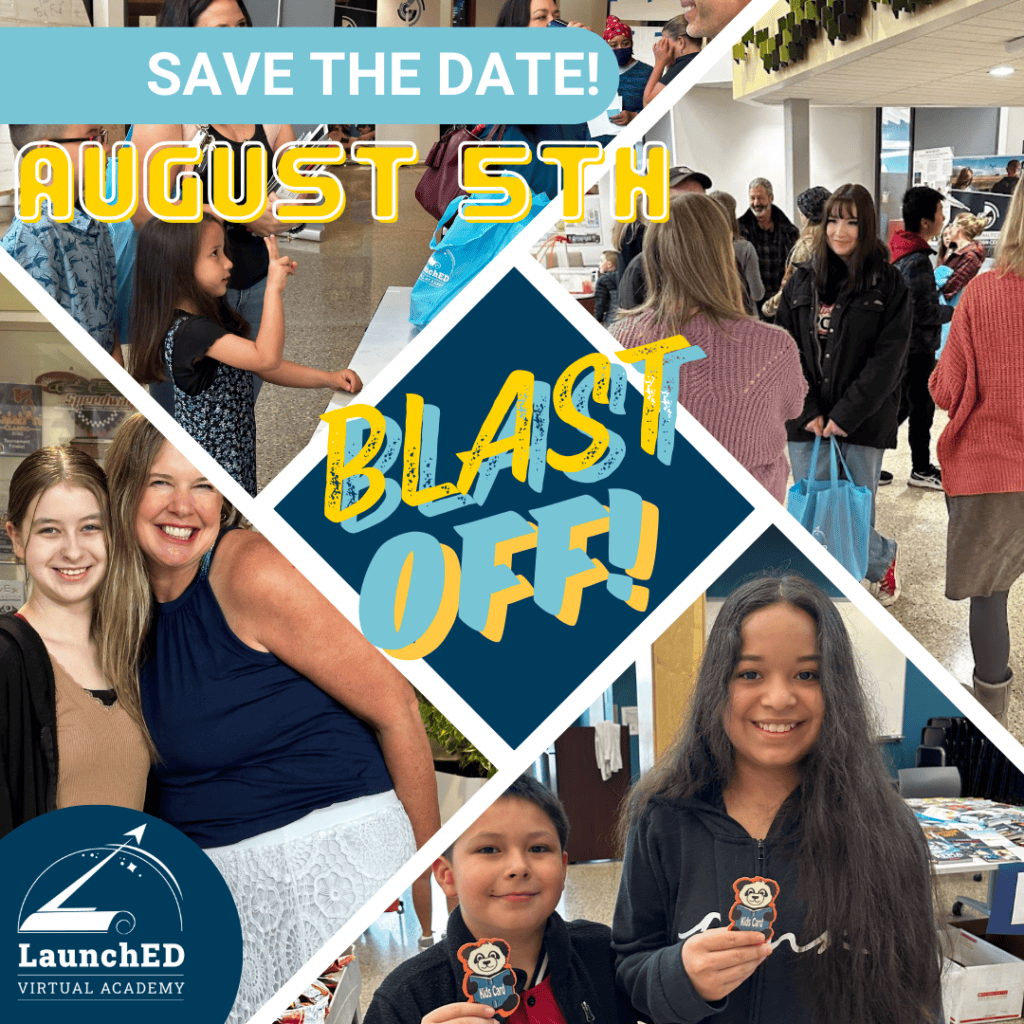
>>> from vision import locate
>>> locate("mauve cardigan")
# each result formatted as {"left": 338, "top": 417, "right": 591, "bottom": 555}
{"left": 609, "top": 311, "right": 807, "bottom": 502}
{"left": 930, "top": 269, "right": 1024, "bottom": 496}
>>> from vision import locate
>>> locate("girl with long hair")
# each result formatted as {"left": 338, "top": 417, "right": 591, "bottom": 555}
{"left": 609, "top": 192, "right": 806, "bottom": 502}
{"left": 775, "top": 184, "right": 912, "bottom": 605}
{"left": 128, "top": 215, "right": 359, "bottom": 495}
{"left": 103, "top": 414, "right": 440, "bottom": 1024}
{"left": 612, "top": 574, "right": 941, "bottom": 1024}
{"left": 0, "top": 446, "right": 151, "bottom": 836}
{"left": 930, "top": 183, "right": 1024, "bottom": 725}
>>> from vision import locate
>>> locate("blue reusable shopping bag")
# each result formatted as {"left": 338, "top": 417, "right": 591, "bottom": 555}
{"left": 409, "top": 188, "right": 550, "bottom": 328}
{"left": 786, "top": 435, "right": 872, "bottom": 579}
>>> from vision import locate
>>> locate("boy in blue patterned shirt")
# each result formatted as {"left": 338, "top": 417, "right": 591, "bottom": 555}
{"left": 2, "top": 125, "right": 122, "bottom": 364}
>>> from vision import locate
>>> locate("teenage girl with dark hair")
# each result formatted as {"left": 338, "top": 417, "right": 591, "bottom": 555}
{"left": 775, "top": 184, "right": 912, "bottom": 606}
{"left": 613, "top": 574, "right": 941, "bottom": 1024}
{"left": 128, "top": 215, "right": 360, "bottom": 495}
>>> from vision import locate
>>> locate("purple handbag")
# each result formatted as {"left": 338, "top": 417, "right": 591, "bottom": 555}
{"left": 414, "top": 124, "right": 505, "bottom": 222}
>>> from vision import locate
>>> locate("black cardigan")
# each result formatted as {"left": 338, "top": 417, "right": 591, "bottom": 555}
{"left": 0, "top": 614, "right": 58, "bottom": 837}
{"left": 365, "top": 906, "right": 639, "bottom": 1024}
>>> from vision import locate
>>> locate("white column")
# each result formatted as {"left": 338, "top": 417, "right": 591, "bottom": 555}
{"left": 783, "top": 98, "right": 810, "bottom": 220}
{"left": 92, "top": 0, "right": 124, "bottom": 26}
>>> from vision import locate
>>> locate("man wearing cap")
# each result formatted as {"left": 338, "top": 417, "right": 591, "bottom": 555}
{"left": 739, "top": 177, "right": 800, "bottom": 318}
{"left": 616, "top": 166, "right": 712, "bottom": 310}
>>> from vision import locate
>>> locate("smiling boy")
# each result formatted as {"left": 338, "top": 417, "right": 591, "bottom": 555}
{"left": 365, "top": 775, "right": 636, "bottom": 1024}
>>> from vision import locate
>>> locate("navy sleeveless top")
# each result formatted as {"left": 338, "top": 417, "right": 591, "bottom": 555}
{"left": 141, "top": 530, "right": 394, "bottom": 848}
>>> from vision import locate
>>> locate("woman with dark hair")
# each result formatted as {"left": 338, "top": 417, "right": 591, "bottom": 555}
{"left": 1, "top": 447, "right": 151, "bottom": 836}
{"left": 610, "top": 193, "right": 805, "bottom": 503}
{"left": 931, "top": 182, "right": 1024, "bottom": 725}
{"left": 951, "top": 166, "right": 975, "bottom": 191}
{"left": 103, "top": 415, "right": 440, "bottom": 1024}
{"left": 157, "top": 0, "right": 251, "bottom": 25}
{"left": 761, "top": 185, "right": 831, "bottom": 319}
{"left": 490, "top": 0, "right": 592, "bottom": 200}
{"left": 775, "top": 184, "right": 911, "bottom": 606}
{"left": 613, "top": 574, "right": 941, "bottom": 1024}
{"left": 495, "top": 0, "right": 584, "bottom": 27}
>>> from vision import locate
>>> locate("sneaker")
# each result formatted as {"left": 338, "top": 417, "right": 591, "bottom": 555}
{"left": 418, "top": 935, "right": 434, "bottom": 950}
{"left": 867, "top": 546, "right": 901, "bottom": 607}
{"left": 879, "top": 470, "right": 893, "bottom": 486}
{"left": 908, "top": 465, "right": 943, "bottom": 490}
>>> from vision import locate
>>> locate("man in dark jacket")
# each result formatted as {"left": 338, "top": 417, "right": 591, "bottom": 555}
{"left": 739, "top": 177, "right": 799, "bottom": 319}
{"left": 890, "top": 186, "right": 954, "bottom": 489}
{"left": 990, "top": 159, "right": 1020, "bottom": 195}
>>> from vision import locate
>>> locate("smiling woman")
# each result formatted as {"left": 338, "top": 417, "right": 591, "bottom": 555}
{"left": 612, "top": 575, "right": 941, "bottom": 1024}
{"left": 0, "top": 446, "right": 151, "bottom": 837}
{"left": 102, "top": 414, "right": 440, "bottom": 1024}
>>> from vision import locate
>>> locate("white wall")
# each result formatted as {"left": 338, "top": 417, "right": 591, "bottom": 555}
{"left": 669, "top": 87, "right": 876, "bottom": 215}
{"left": 1001, "top": 107, "right": 1024, "bottom": 154}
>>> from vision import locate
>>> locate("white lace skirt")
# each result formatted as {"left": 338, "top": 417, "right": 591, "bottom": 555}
{"left": 205, "top": 790, "right": 415, "bottom": 1024}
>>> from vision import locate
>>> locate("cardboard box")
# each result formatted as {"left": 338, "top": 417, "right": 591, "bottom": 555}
{"left": 941, "top": 925, "right": 1024, "bottom": 1023}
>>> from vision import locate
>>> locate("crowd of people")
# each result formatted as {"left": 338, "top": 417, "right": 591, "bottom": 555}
{"left": 602, "top": 168, "right": 1021, "bottom": 725}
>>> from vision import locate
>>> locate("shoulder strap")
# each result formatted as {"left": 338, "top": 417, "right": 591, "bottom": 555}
{"left": 202, "top": 525, "right": 242, "bottom": 579}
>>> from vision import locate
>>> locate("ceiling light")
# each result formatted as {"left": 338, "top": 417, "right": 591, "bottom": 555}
{"left": 990, "top": 66, "right": 1016, "bottom": 77}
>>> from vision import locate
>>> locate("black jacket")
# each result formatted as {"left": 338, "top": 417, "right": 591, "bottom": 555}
{"left": 613, "top": 791, "right": 810, "bottom": 1024}
{"left": 775, "top": 260, "right": 912, "bottom": 449}
{"left": 890, "top": 230, "right": 954, "bottom": 355}
{"left": 0, "top": 614, "right": 58, "bottom": 837}
{"left": 365, "top": 906, "right": 637, "bottom": 1024}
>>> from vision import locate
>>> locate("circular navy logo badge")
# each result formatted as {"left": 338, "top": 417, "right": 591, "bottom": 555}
{"left": 1, "top": 806, "right": 241, "bottom": 1023}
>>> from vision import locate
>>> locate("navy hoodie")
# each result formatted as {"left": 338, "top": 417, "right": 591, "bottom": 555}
{"left": 613, "top": 790, "right": 814, "bottom": 1024}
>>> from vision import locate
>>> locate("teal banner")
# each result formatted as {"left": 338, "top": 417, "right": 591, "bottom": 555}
{"left": 6, "top": 28, "right": 619, "bottom": 124}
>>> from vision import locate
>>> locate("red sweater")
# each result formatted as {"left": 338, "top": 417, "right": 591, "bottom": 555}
{"left": 610, "top": 311, "right": 807, "bottom": 502}
{"left": 930, "top": 269, "right": 1024, "bottom": 495}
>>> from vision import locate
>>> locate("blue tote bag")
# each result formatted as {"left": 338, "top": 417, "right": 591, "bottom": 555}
{"left": 787, "top": 435, "right": 872, "bottom": 579}
{"left": 409, "top": 188, "right": 550, "bottom": 328}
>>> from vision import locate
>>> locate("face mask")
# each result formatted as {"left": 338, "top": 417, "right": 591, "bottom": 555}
{"left": 614, "top": 47, "right": 633, "bottom": 67}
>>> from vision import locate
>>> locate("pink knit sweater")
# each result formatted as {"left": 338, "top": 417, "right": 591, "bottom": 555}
{"left": 609, "top": 311, "right": 807, "bottom": 502}
{"left": 930, "top": 269, "right": 1024, "bottom": 495}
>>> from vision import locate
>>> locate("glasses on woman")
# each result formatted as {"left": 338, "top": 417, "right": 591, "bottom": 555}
{"left": 57, "top": 129, "right": 109, "bottom": 145}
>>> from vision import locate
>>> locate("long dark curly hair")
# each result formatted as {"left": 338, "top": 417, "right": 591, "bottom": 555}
{"left": 619, "top": 574, "right": 941, "bottom": 1024}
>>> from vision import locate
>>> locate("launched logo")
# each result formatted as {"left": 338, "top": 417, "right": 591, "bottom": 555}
{"left": 421, "top": 249, "right": 455, "bottom": 287}
{"left": 2, "top": 807, "right": 241, "bottom": 1023}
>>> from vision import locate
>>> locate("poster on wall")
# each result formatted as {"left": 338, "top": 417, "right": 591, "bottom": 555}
{"left": 0, "top": 383, "right": 43, "bottom": 456}
{"left": 912, "top": 146, "right": 953, "bottom": 192}
{"left": 946, "top": 154, "right": 1024, "bottom": 256}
